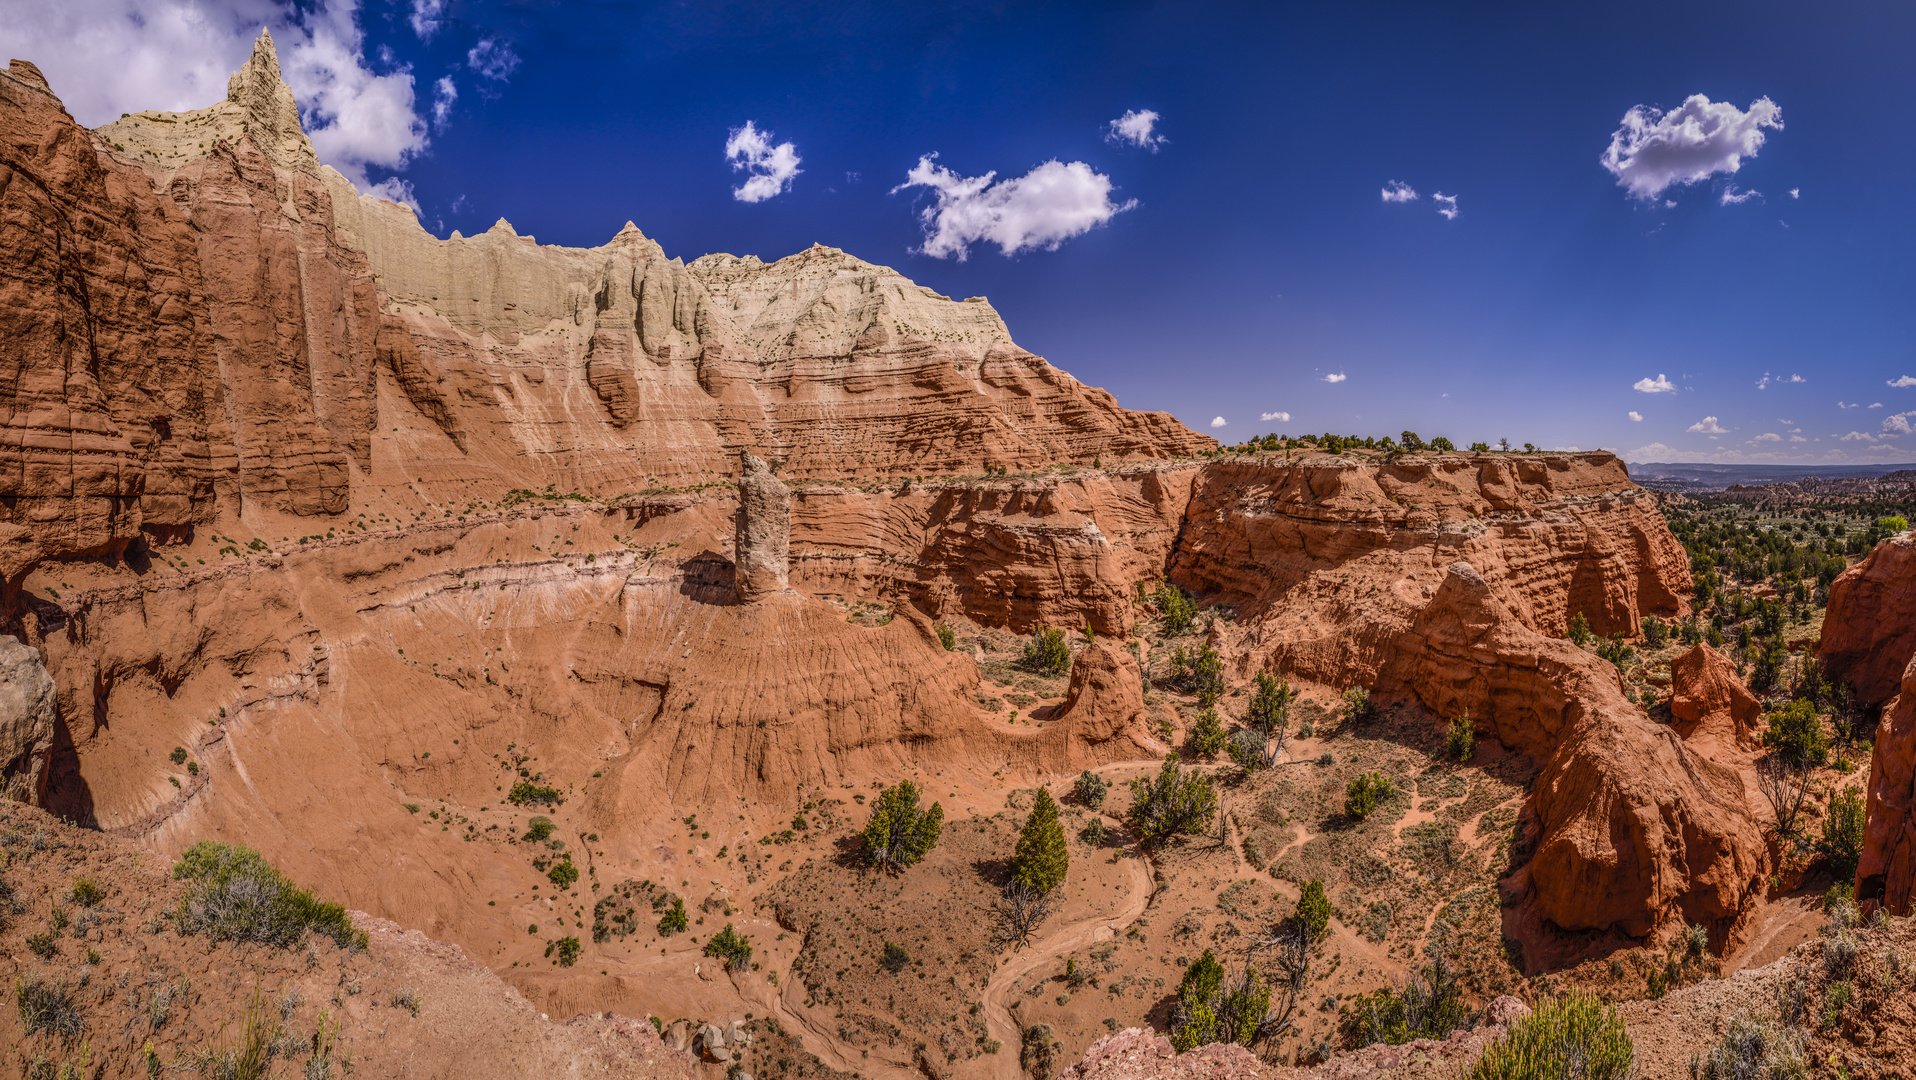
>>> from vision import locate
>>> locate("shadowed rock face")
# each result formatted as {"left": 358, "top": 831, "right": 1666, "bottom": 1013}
{"left": 0, "top": 637, "right": 56, "bottom": 802}
{"left": 734, "top": 452, "right": 790, "bottom": 601}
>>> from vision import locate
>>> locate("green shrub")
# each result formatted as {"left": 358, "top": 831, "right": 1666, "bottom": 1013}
{"left": 1465, "top": 991, "right": 1633, "bottom": 1080}
{"left": 879, "top": 942, "right": 910, "bottom": 973}
{"left": 1877, "top": 516, "right": 1908, "bottom": 535}
{"left": 1764, "top": 700, "right": 1830, "bottom": 768}
{"left": 1343, "top": 686, "right": 1374, "bottom": 723}
{"left": 935, "top": 622, "right": 957, "bottom": 651}
{"left": 1186, "top": 707, "right": 1225, "bottom": 756}
{"left": 391, "top": 987, "right": 422, "bottom": 1017}
{"left": 1226, "top": 728, "right": 1267, "bottom": 772}
{"left": 1822, "top": 788, "right": 1866, "bottom": 881}
{"left": 1168, "top": 949, "right": 1268, "bottom": 1052}
{"left": 171, "top": 841, "right": 365, "bottom": 950}
{"left": 1011, "top": 789, "right": 1069, "bottom": 894}
{"left": 1154, "top": 582, "right": 1198, "bottom": 635}
{"left": 523, "top": 817, "right": 555, "bottom": 842}
{"left": 1641, "top": 615, "right": 1669, "bottom": 647}
{"left": 1338, "top": 957, "right": 1470, "bottom": 1048}
{"left": 507, "top": 780, "right": 563, "bottom": 805}
{"left": 1245, "top": 672, "right": 1296, "bottom": 737}
{"left": 170, "top": 747, "right": 188, "bottom": 765}
{"left": 1293, "top": 879, "right": 1331, "bottom": 942}
{"left": 862, "top": 780, "right": 944, "bottom": 871}
{"left": 66, "top": 877, "right": 103, "bottom": 908}
{"left": 25, "top": 931, "right": 57, "bottom": 958}
{"left": 1127, "top": 755, "right": 1216, "bottom": 847}
{"left": 703, "top": 923, "right": 753, "bottom": 971}
{"left": 1078, "top": 819, "right": 1104, "bottom": 846}
{"left": 1021, "top": 628, "right": 1071, "bottom": 675}
{"left": 546, "top": 858, "right": 580, "bottom": 889}
{"left": 1072, "top": 770, "right": 1107, "bottom": 810}
{"left": 1567, "top": 612, "right": 1591, "bottom": 647}
{"left": 1447, "top": 710, "right": 1475, "bottom": 762}
{"left": 546, "top": 936, "right": 581, "bottom": 966}
{"left": 1344, "top": 772, "right": 1393, "bottom": 819}
{"left": 657, "top": 898, "right": 688, "bottom": 936}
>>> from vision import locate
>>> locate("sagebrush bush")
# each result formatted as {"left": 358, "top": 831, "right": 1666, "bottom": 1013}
{"left": 1465, "top": 992, "right": 1632, "bottom": 1080}
{"left": 1692, "top": 1013, "right": 1805, "bottom": 1080}
{"left": 1072, "top": 770, "right": 1107, "bottom": 810}
{"left": 16, "top": 975, "right": 84, "bottom": 1039}
{"left": 171, "top": 841, "right": 366, "bottom": 950}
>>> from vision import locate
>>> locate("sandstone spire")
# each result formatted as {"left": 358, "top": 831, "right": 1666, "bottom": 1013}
{"left": 733, "top": 451, "right": 790, "bottom": 601}
{"left": 223, "top": 28, "right": 314, "bottom": 170}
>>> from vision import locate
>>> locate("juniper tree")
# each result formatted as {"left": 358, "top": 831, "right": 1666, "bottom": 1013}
{"left": 862, "top": 780, "right": 944, "bottom": 871}
{"left": 1011, "top": 789, "right": 1069, "bottom": 894}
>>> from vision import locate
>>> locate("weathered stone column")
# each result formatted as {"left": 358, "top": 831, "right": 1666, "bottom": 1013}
{"left": 734, "top": 451, "right": 790, "bottom": 601}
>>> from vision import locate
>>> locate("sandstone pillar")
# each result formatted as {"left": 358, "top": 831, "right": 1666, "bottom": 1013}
{"left": 734, "top": 451, "right": 790, "bottom": 601}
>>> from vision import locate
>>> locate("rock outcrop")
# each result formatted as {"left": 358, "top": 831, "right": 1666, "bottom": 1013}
{"left": 1395, "top": 562, "right": 1764, "bottom": 940}
{"left": 1859, "top": 652, "right": 1916, "bottom": 914}
{"left": 1669, "top": 643, "right": 1763, "bottom": 750}
{"left": 0, "top": 637, "right": 56, "bottom": 802}
{"left": 734, "top": 452, "right": 791, "bottom": 601}
{"left": 1819, "top": 533, "right": 1916, "bottom": 706}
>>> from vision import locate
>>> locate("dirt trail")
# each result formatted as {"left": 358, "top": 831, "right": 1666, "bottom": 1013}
{"left": 977, "top": 838, "right": 1155, "bottom": 1080}
{"left": 736, "top": 972, "right": 921, "bottom": 1080}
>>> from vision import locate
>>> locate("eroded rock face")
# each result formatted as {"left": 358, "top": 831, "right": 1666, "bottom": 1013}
{"left": 1395, "top": 562, "right": 1765, "bottom": 940}
{"left": 0, "top": 637, "right": 56, "bottom": 803}
{"left": 1861, "top": 653, "right": 1916, "bottom": 914}
{"left": 1819, "top": 534, "right": 1916, "bottom": 706}
{"left": 1669, "top": 643, "right": 1762, "bottom": 750}
{"left": 734, "top": 453, "right": 790, "bottom": 601}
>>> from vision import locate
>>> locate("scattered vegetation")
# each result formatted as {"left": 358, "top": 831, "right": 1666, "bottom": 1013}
{"left": 1153, "top": 581, "right": 1198, "bottom": 634}
{"left": 1465, "top": 991, "right": 1633, "bottom": 1080}
{"left": 507, "top": 780, "right": 563, "bottom": 805}
{"left": 1338, "top": 957, "right": 1470, "bottom": 1048}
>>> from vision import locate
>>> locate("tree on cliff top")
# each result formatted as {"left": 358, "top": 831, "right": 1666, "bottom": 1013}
{"left": 863, "top": 780, "right": 943, "bottom": 872}
{"left": 1011, "top": 788, "right": 1069, "bottom": 894}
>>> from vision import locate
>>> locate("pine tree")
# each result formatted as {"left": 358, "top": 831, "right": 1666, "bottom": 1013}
{"left": 1011, "top": 788, "right": 1069, "bottom": 894}
{"left": 863, "top": 780, "right": 944, "bottom": 872}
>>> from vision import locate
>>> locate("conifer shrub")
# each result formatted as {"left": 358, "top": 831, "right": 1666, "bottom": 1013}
{"left": 1344, "top": 772, "right": 1393, "bottom": 819}
{"left": 1128, "top": 756, "right": 1216, "bottom": 847}
{"left": 704, "top": 923, "right": 753, "bottom": 971}
{"left": 1011, "top": 789, "right": 1069, "bottom": 894}
{"left": 862, "top": 780, "right": 944, "bottom": 871}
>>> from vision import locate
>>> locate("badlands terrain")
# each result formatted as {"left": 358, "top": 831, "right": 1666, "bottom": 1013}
{"left": 1, "top": 31, "right": 1913, "bottom": 1080}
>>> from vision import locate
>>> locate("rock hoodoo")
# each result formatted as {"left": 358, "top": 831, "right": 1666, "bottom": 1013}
{"left": 734, "top": 452, "right": 791, "bottom": 601}
{"left": 1669, "top": 642, "right": 1763, "bottom": 750}
{"left": 1860, "top": 653, "right": 1916, "bottom": 914}
{"left": 0, "top": 637, "right": 55, "bottom": 803}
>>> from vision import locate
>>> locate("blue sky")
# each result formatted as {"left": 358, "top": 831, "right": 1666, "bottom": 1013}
{"left": 9, "top": 0, "right": 1915, "bottom": 463}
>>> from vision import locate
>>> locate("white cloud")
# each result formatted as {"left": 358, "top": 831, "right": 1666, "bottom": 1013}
{"left": 1687, "top": 416, "right": 1728, "bottom": 434}
{"left": 1633, "top": 373, "right": 1677, "bottom": 394}
{"left": 1889, "top": 376, "right": 1916, "bottom": 388}
{"left": 407, "top": 0, "right": 443, "bottom": 38}
{"left": 725, "top": 121, "right": 802, "bottom": 203}
{"left": 1259, "top": 411, "right": 1291, "bottom": 422}
{"left": 278, "top": 1, "right": 428, "bottom": 192}
{"left": 1789, "top": 187, "right": 1800, "bottom": 199}
{"left": 1754, "top": 373, "right": 1805, "bottom": 389}
{"left": 1209, "top": 416, "right": 1228, "bottom": 429}
{"left": 893, "top": 154, "right": 1135, "bottom": 260}
{"left": 365, "top": 176, "right": 418, "bottom": 215}
{"left": 1628, "top": 411, "right": 1643, "bottom": 422}
{"left": 1753, "top": 432, "right": 1781, "bottom": 442}
{"left": 430, "top": 75, "right": 455, "bottom": 128}
{"left": 1872, "top": 402, "right": 1885, "bottom": 408}
{"left": 1322, "top": 373, "right": 1347, "bottom": 384}
{"left": 1839, "top": 401, "right": 1860, "bottom": 409}
{"left": 1842, "top": 431, "right": 1879, "bottom": 442}
{"left": 1626, "top": 442, "right": 1676, "bottom": 461}
{"left": 1719, "top": 184, "right": 1760, "bottom": 205}
{"left": 1790, "top": 435, "right": 1807, "bottom": 443}
{"left": 1883, "top": 412, "right": 1916, "bottom": 436}
{"left": 1600, "top": 94, "right": 1783, "bottom": 200}
{"left": 466, "top": 38, "right": 519, "bottom": 81}
{"left": 0, "top": 1, "right": 435, "bottom": 195}
{"left": 1105, "top": 109, "right": 1165, "bottom": 151}
{"left": 1432, "top": 192, "right": 1460, "bottom": 220}
{"left": 1381, "top": 180, "right": 1419, "bottom": 203}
